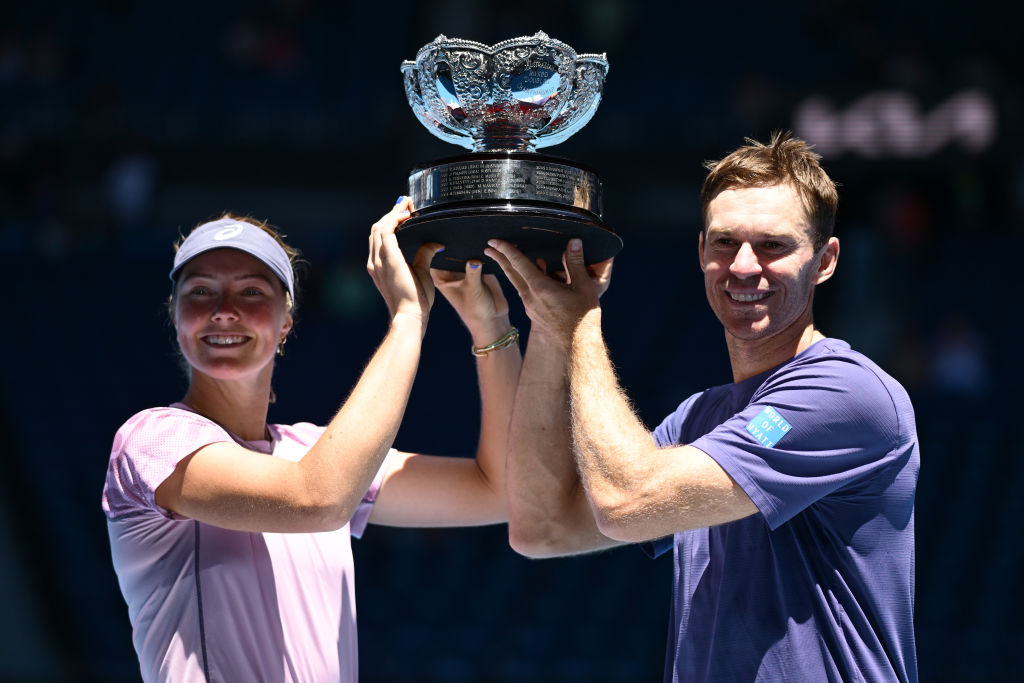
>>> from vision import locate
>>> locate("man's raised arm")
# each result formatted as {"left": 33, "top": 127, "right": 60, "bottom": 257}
{"left": 485, "top": 241, "right": 621, "bottom": 557}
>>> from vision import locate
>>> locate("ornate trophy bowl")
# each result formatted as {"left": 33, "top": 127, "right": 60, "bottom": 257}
{"left": 398, "top": 31, "right": 622, "bottom": 272}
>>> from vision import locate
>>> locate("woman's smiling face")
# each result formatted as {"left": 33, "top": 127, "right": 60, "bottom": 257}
{"left": 172, "top": 248, "right": 292, "bottom": 382}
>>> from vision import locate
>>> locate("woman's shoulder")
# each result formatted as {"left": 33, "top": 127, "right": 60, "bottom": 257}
{"left": 115, "top": 404, "right": 220, "bottom": 436}
{"left": 269, "top": 421, "right": 326, "bottom": 447}
{"left": 104, "top": 406, "right": 234, "bottom": 519}
{"left": 112, "top": 405, "right": 233, "bottom": 457}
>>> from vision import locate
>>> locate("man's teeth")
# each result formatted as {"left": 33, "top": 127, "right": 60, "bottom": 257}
{"left": 729, "top": 292, "right": 771, "bottom": 302}
{"left": 206, "top": 335, "right": 246, "bottom": 345}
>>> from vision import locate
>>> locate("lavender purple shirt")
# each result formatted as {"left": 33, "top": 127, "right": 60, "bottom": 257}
{"left": 102, "top": 404, "right": 395, "bottom": 682}
{"left": 647, "top": 339, "right": 918, "bottom": 682}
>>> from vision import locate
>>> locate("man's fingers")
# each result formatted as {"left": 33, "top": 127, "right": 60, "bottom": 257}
{"left": 484, "top": 241, "right": 530, "bottom": 295}
{"left": 486, "top": 239, "right": 541, "bottom": 278}
{"left": 561, "top": 239, "right": 591, "bottom": 291}
{"left": 590, "top": 258, "right": 614, "bottom": 279}
{"left": 589, "top": 257, "right": 615, "bottom": 296}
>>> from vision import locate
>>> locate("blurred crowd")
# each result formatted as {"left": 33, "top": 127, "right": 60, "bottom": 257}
{"left": 0, "top": 1, "right": 1019, "bottom": 681}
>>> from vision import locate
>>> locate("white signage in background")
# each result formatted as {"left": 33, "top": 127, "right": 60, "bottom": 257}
{"left": 793, "top": 89, "right": 997, "bottom": 159}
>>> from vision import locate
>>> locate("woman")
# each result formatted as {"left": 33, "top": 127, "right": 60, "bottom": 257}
{"left": 101, "top": 197, "right": 521, "bottom": 682}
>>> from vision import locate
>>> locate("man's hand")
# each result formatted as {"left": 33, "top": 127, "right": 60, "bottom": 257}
{"left": 485, "top": 238, "right": 613, "bottom": 348}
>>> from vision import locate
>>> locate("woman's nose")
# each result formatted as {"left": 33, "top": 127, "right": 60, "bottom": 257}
{"left": 211, "top": 296, "right": 239, "bottom": 321}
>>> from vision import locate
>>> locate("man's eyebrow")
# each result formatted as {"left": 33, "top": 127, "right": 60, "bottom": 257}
{"left": 706, "top": 227, "right": 794, "bottom": 239}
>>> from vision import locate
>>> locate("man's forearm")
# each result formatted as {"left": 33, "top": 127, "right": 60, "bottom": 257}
{"left": 568, "top": 310, "right": 660, "bottom": 527}
{"left": 506, "top": 327, "right": 614, "bottom": 557}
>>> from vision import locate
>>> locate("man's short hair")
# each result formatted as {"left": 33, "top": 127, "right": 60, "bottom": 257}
{"left": 700, "top": 131, "right": 838, "bottom": 251}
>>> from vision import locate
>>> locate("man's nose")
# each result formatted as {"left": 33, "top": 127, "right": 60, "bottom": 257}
{"left": 729, "top": 243, "right": 762, "bottom": 278}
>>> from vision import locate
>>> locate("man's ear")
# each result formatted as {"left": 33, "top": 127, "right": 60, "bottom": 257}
{"left": 698, "top": 231, "right": 706, "bottom": 272}
{"left": 814, "top": 237, "right": 840, "bottom": 285}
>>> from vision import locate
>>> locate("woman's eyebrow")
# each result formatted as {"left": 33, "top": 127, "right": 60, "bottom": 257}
{"left": 179, "top": 271, "right": 275, "bottom": 286}
{"left": 233, "top": 273, "right": 275, "bottom": 283}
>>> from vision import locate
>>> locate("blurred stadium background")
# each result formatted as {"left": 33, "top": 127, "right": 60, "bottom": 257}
{"left": 0, "top": 0, "right": 1019, "bottom": 681}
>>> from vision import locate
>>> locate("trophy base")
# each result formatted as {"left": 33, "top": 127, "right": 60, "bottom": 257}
{"left": 396, "top": 203, "right": 623, "bottom": 273}
{"left": 398, "top": 151, "right": 621, "bottom": 273}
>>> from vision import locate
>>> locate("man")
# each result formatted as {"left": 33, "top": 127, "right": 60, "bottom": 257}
{"left": 485, "top": 132, "right": 918, "bottom": 682}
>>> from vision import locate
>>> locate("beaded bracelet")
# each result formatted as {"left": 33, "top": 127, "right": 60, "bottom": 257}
{"left": 471, "top": 327, "right": 520, "bottom": 357}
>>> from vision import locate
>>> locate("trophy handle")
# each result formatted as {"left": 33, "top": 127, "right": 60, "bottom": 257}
{"left": 535, "top": 55, "right": 608, "bottom": 149}
{"left": 402, "top": 61, "right": 475, "bottom": 150}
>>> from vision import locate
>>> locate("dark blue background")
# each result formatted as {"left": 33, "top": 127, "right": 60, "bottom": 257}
{"left": 0, "top": 1, "right": 1019, "bottom": 681}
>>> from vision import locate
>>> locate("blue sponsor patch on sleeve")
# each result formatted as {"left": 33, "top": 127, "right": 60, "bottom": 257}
{"left": 745, "top": 406, "right": 792, "bottom": 448}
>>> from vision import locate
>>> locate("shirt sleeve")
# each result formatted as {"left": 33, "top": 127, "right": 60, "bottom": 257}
{"left": 102, "top": 407, "right": 234, "bottom": 521}
{"left": 691, "top": 356, "right": 903, "bottom": 530}
{"left": 348, "top": 448, "right": 399, "bottom": 539}
{"left": 640, "top": 393, "right": 706, "bottom": 559}
{"left": 653, "top": 392, "right": 699, "bottom": 448}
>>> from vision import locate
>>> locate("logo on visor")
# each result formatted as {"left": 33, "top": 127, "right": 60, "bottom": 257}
{"left": 213, "top": 225, "right": 245, "bottom": 241}
{"left": 745, "top": 406, "right": 792, "bottom": 448}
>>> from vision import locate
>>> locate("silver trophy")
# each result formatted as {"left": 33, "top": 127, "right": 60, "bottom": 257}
{"left": 398, "top": 31, "right": 622, "bottom": 272}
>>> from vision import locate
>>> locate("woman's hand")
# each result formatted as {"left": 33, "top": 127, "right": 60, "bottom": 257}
{"left": 432, "top": 260, "right": 514, "bottom": 347}
{"left": 367, "top": 197, "right": 444, "bottom": 334}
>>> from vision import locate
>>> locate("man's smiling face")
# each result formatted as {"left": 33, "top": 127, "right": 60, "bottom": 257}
{"left": 700, "top": 183, "right": 838, "bottom": 345}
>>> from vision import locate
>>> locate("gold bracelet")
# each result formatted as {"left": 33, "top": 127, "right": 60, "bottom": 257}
{"left": 471, "top": 327, "right": 520, "bottom": 357}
